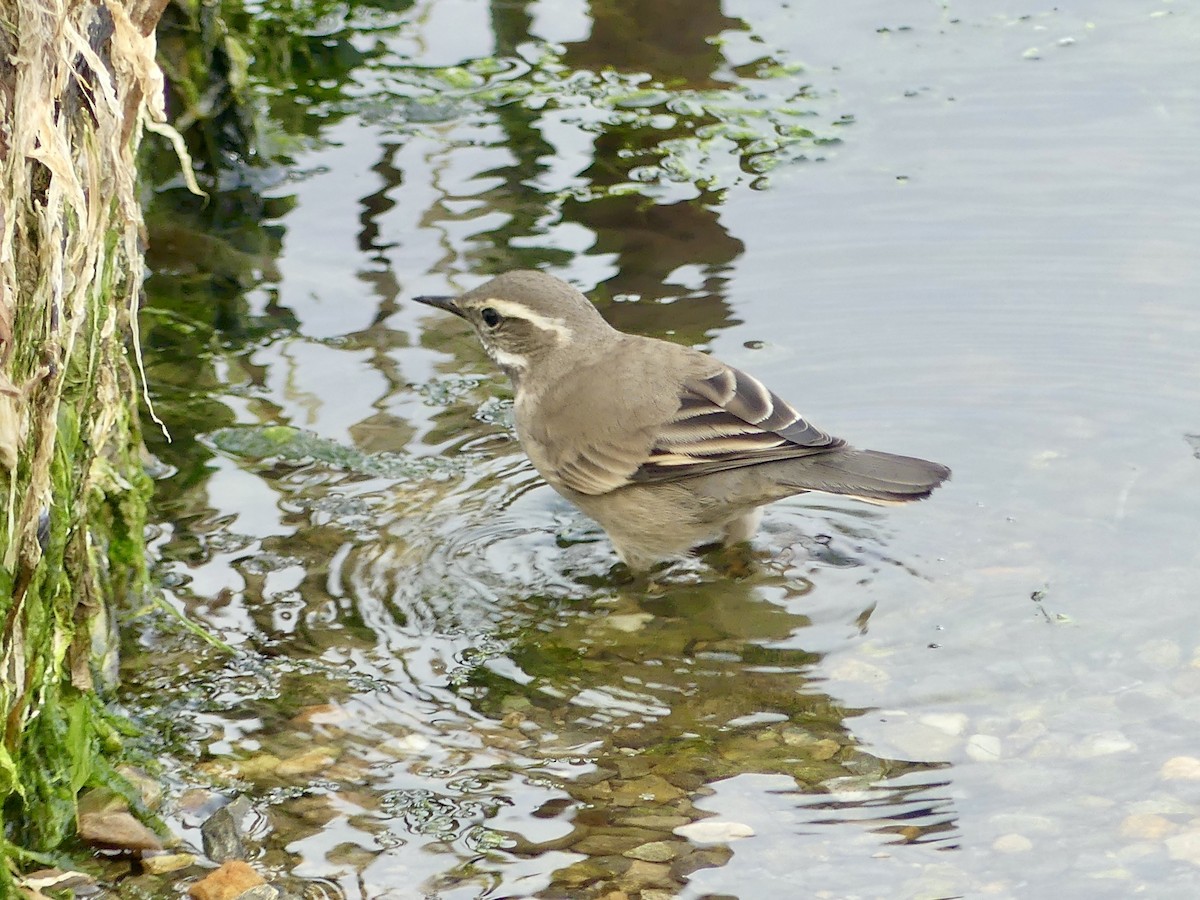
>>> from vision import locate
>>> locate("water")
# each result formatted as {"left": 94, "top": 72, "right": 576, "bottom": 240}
{"left": 128, "top": 1, "right": 1200, "bottom": 897}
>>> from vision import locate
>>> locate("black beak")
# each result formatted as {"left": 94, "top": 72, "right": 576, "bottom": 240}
{"left": 413, "top": 294, "right": 466, "bottom": 319}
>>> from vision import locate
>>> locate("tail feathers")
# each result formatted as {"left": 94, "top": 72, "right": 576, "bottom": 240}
{"left": 778, "top": 447, "right": 951, "bottom": 503}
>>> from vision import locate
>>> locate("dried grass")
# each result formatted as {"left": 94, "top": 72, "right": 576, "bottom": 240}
{"left": 0, "top": 0, "right": 197, "bottom": 853}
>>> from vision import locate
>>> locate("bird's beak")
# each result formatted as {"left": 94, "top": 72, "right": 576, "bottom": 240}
{"left": 413, "top": 294, "right": 466, "bottom": 319}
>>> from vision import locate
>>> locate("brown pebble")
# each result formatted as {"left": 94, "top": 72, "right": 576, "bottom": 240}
{"left": 77, "top": 790, "right": 164, "bottom": 853}
{"left": 187, "top": 860, "right": 265, "bottom": 900}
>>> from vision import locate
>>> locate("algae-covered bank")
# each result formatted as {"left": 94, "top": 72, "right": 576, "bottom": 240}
{"left": 0, "top": 0, "right": 196, "bottom": 890}
{"left": 13, "top": 1, "right": 1200, "bottom": 898}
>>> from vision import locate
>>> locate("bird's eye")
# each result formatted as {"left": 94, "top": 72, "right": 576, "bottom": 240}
{"left": 480, "top": 307, "right": 502, "bottom": 328}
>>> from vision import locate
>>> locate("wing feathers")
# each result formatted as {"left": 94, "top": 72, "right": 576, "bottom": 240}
{"left": 548, "top": 362, "right": 844, "bottom": 495}
{"left": 633, "top": 366, "right": 842, "bottom": 485}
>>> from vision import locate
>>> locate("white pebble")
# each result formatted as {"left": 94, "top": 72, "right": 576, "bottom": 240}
{"left": 1166, "top": 829, "right": 1200, "bottom": 866}
{"left": 674, "top": 820, "right": 755, "bottom": 844}
{"left": 993, "top": 833, "right": 1033, "bottom": 853}
{"left": 966, "top": 734, "right": 1002, "bottom": 762}
{"left": 920, "top": 713, "right": 968, "bottom": 736}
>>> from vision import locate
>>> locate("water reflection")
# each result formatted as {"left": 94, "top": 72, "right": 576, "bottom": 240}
{"left": 132, "top": 395, "right": 958, "bottom": 896}
{"left": 562, "top": 0, "right": 744, "bottom": 87}
{"left": 126, "top": 0, "right": 973, "bottom": 896}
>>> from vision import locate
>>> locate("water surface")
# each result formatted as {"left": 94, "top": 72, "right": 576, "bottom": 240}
{"left": 130, "top": 1, "right": 1200, "bottom": 897}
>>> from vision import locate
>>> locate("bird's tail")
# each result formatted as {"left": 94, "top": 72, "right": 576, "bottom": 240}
{"left": 776, "top": 447, "right": 951, "bottom": 504}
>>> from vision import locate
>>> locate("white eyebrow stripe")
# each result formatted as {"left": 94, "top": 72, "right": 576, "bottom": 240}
{"left": 476, "top": 297, "right": 573, "bottom": 342}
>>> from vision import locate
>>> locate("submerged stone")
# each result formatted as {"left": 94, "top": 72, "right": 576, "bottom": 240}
{"left": 77, "top": 788, "right": 164, "bottom": 852}
{"left": 201, "top": 805, "right": 246, "bottom": 863}
{"left": 187, "top": 860, "right": 267, "bottom": 900}
{"left": 1166, "top": 829, "right": 1200, "bottom": 866}
{"left": 142, "top": 852, "right": 199, "bottom": 875}
{"left": 623, "top": 840, "right": 678, "bottom": 862}
{"left": 276, "top": 748, "right": 338, "bottom": 777}
{"left": 612, "top": 774, "right": 685, "bottom": 806}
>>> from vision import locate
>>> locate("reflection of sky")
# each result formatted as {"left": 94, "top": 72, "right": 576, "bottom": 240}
{"left": 141, "top": 1, "right": 1200, "bottom": 897}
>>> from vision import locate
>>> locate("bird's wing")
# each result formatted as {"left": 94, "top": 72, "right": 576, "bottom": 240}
{"left": 630, "top": 365, "right": 844, "bottom": 484}
{"left": 544, "top": 362, "right": 843, "bottom": 495}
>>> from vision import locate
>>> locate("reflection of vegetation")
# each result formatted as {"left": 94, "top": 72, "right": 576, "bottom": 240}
{"left": 380, "top": 46, "right": 844, "bottom": 196}
{"left": 153, "top": 0, "right": 409, "bottom": 176}
{"left": 125, "top": 2, "right": 921, "bottom": 897}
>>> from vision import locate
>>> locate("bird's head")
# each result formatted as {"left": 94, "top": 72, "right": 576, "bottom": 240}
{"left": 414, "top": 270, "right": 611, "bottom": 380}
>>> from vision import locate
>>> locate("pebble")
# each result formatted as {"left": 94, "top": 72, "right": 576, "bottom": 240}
{"left": 619, "top": 859, "right": 674, "bottom": 890}
{"left": 1136, "top": 638, "right": 1182, "bottom": 670}
{"left": 201, "top": 805, "right": 245, "bottom": 863}
{"left": 1120, "top": 813, "right": 1176, "bottom": 841}
{"left": 674, "top": 820, "right": 755, "bottom": 844}
{"left": 76, "top": 789, "right": 163, "bottom": 852}
{"left": 573, "top": 833, "right": 643, "bottom": 856}
{"left": 965, "top": 734, "right": 1002, "bottom": 762}
{"left": 671, "top": 845, "right": 733, "bottom": 879}
{"left": 553, "top": 855, "right": 631, "bottom": 887}
{"left": 992, "top": 833, "right": 1033, "bottom": 853}
{"left": 614, "top": 756, "right": 653, "bottom": 779}
{"left": 186, "top": 860, "right": 265, "bottom": 900}
{"left": 118, "top": 765, "right": 165, "bottom": 810}
{"left": 624, "top": 841, "right": 677, "bottom": 862}
{"left": 238, "top": 887, "right": 282, "bottom": 900}
{"left": 883, "top": 721, "right": 960, "bottom": 761}
{"left": 276, "top": 748, "right": 337, "bottom": 777}
{"left": 988, "top": 813, "right": 1056, "bottom": 835}
{"left": 1088, "top": 867, "right": 1132, "bottom": 882}
{"left": 613, "top": 774, "right": 684, "bottom": 805}
{"left": 501, "top": 710, "right": 525, "bottom": 729}
{"left": 920, "top": 712, "right": 969, "bottom": 736}
{"left": 1161, "top": 756, "right": 1200, "bottom": 781}
{"left": 230, "top": 754, "right": 283, "bottom": 780}
{"left": 142, "top": 853, "right": 198, "bottom": 875}
{"left": 380, "top": 733, "right": 430, "bottom": 755}
{"left": 810, "top": 739, "right": 840, "bottom": 761}
{"left": 1165, "top": 829, "right": 1200, "bottom": 866}
{"left": 825, "top": 657, "right": 889, "bottom": 685}
{"left": 1073, "top": 732, "right": 1135, "bottom": 758}
{"left": 606, "top": 613, "right": 654, "bottom": 633}
{"left": 780, "top": 727, "right": 813, "bottom": 747}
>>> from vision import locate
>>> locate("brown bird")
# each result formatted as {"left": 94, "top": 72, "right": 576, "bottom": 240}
{"left": 416, "top": 270, "right": 949, "bottom": 571}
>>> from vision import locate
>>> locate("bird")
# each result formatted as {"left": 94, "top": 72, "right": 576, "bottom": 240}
{"left": 415, "top": 270, "right": 949, "bottom": 571}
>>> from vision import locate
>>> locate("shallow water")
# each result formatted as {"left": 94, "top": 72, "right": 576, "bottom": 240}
{"left": 128, "top": 1, "right": 1200, "bottom": 897}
